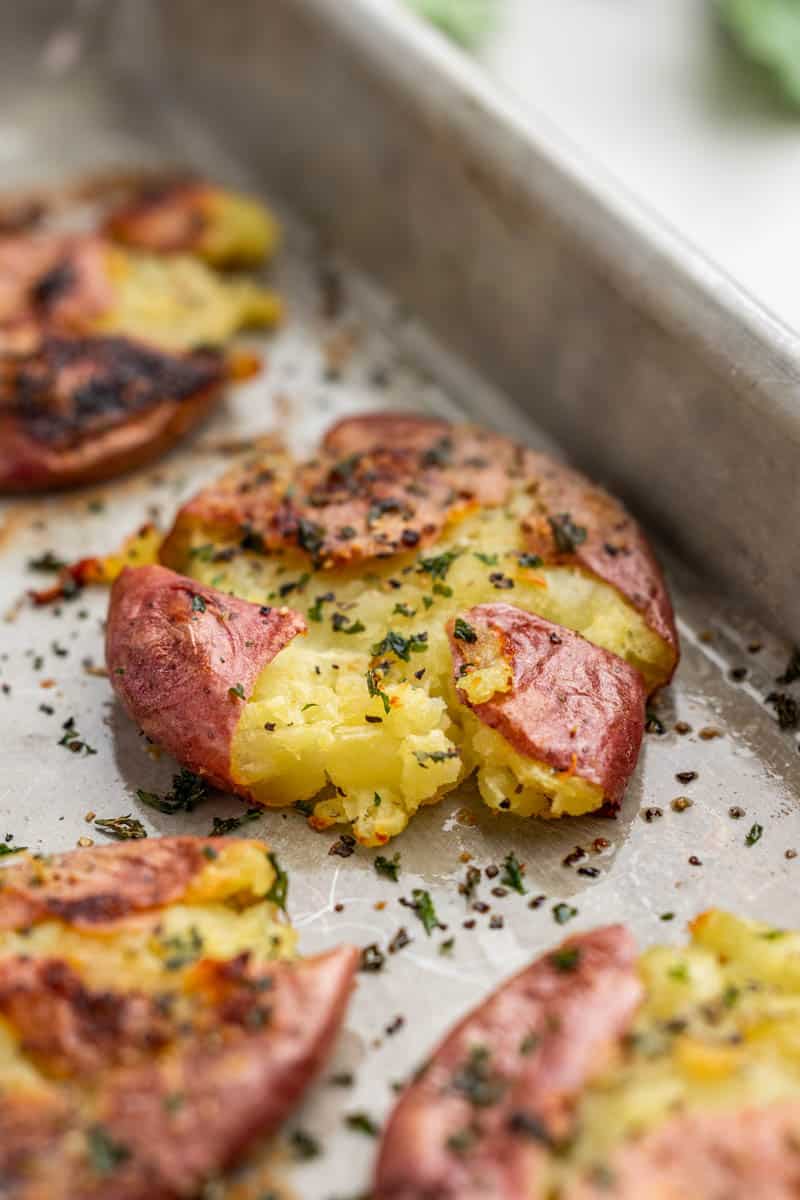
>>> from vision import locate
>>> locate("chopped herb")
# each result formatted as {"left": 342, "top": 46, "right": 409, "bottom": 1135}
{"left": 345, "top": 1111, "right": 379, "bottom": 1137}
{"left": 451, "top": 1045, "right": 507, "bottom": 1108}
{"left": 552, "top": 902, "right": 577, "bottom": 925}
{"left": 373, "top": 792, "right": 382, "bottom": 806}
{"left": 393, "top": 602, "right": 417, "bottom": 617}
{"left": 164, "top": 1092, "right": 185, "bottom": 1114}
{"left": 417, "top": 548, "right": 460, "bottom": 581}
{"left": 0, "top": 841, "right": 26, "bottom": 857}
{"left": 433, "top": 581, "right": 453, "bottom": 597}
{"left": 296, "top": 517, "right": 325, "bottom": 560}
{"left": 446, "top": 1126, "right": 478, "bottom": 1155}
{"left": 27, "top": 551, "right": 67, "bottom": 573}
{"left": 308, "top": 592, "right": 334, "bottom": 622}
{"left": 155, "top": 926, "right": 204, "bottom": 970}
{"left": 668, "top": 962, "right": 690, "bottom": 983}
{"left": 289, "top": 1129, "right": 321, "bottom": 1161}
{"left": 374, "top": 853, "right": 401, "bottom": 882}
{"left": 371, "top": 629, "right": 428, "bottom": 661}
{"left": 278, "top": 572, "right": 310, "bottom": 598}
{"left": 453, "top": 616, "right": 478, "bottom": 644}
{"left": 474, "top": 552, "right": 498, "bottom": 566}
{"left": 228, "top": 682, "right": 246, "bottom": 702}
{"left": 301, "top": 702, "right": 318, "bottom": 712}
{"left": 722, "top": 984, "right": 740, "bottom": 1008}
{"left": 746, "top": 823, "right": 764, "bottom": 846}
{"left": 660, "top": 911, "right": 675, "bottom": 922}
{"left": 332, "top": 613, "right": 366, "bottom": 635}
{"left": 58, "top": 717, "right": 97, "bottom": 757}
{"left": 329, "top": 833, "right": 357, "bottom": 858}
{"left": 366, "top": 668, "right": 391, "bottom": 714}
{"left": 645, "top": 706, "right": 666, "bottom": 735}
{"left": 766, "top": 691, "right": 799, "bottom": 729}
{"left": 500, "top": 851, "right": 526, "bottom": 894}
{"left": 86, "top": 1125, "right": 130, "bottom": 1175}
{"left": 777, "top": 646, "right": 800, "bottom": 685}
{"left": 294, "top": 798, "right": 314, "bottom": 816}
{"left": 549, "top": 946, "right": 581, "bottom": 972}
{"left": 188, "top": 543, "right": 216, "bottom": 562}
{"left": 518, "top": 552, "right": 543, "bottom": 569}
{"left": 202, "top": 846, "right": 218, "bottom": 861}
{"left": 519, "top": 1033, "right": 539, "bottom": 1055}
{"left": 137, "top": 769, "right": 208, "bottom": 815}
{"left": 439, "top": 937, "right": 455, "bottom": 955}
{"left": 507, "top": 1110, "right": 552, "bottom": 1143}
{"left": 413, "top": 748, "right": 459, "bottom": 767}
{"left": 190, "top": 593, "right": 206, "bottom": 613}
{"left": 405, "top": 888, "right": 440, "bottom": 935}
{"left": 94, "top": 815, "right": 147, "bottom": 840}
{"left": 359, "top": 943, "right": 386, "bottom": 972}
{"left": 548, "top": 513, "right": 587, "bottom": 555}
{"left": 209, "top": 808, "right": 261, "bottom": 836}
{"left": 266, "top": 851, "right": 289, "bottom": 910}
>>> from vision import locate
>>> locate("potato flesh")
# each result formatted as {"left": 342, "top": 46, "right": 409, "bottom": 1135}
{"left": 96, "top": 246, "right": 281, "bottom": 350}
{"left": 200, "top": 188, "right": 280, "bottom": 267}
{"left": 548, "top": 911, "right": 800, "bottom": 1189}
{"left": 187, "top": 505, "right": 665, "bottom": 843}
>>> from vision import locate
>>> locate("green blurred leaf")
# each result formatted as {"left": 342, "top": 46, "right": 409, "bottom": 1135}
{"left": 404, "top": 0, "right": 496, "bottom": 50}
{"left": 718, "top": 0, "right": 800, "bottom": 108}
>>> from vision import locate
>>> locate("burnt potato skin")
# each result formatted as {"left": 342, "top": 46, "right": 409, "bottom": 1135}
{"left": 373, "top": 927, "right": 642, "bottom": 1200}
{"left": 0, "top": 334, "right": 226, "bottom": 492}
{"left": 448, "top": 604, "right": 646, "bottom": 811}
{"left": 106, "top": 564, "right": 306, "bottom": 794}
{"left": 0, "top": 836, "right": 358, "bottom": 1200}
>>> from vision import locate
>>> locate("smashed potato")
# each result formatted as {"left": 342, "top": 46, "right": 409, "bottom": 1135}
{"left": 375, "top": 911, "right": 800, "bottom": 1200}
{"left": 0, "top": 836, "right": 357, "bottom": 1199}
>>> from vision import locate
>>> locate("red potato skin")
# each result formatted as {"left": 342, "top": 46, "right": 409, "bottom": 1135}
{"left": 566, "top": 1100, "right": 800, "bottom": 1200}
{"left": 0, "top": 335, "right": 226, "bottom": 492}
{"left": 0, "top": 836, "right": 220, "bottom": 932}
{"left": 106, "top": 565, "right": 306, "bottom": 792}
{"left": 373, "top": 926, "right": 643, "bottom": 1200}
{"left": 103, "top": 180, "right": 213, "bottom": 256}
{"left": 449, "top": 604, "right": 646, "bottom": 809}
{"left": 0, "top": 232, "right": 114, "bottom": 331}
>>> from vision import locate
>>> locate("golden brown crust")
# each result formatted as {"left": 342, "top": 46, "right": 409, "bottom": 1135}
{"left": 0, "top": 334, "right": 225, "bottom": 491}
{"left": 103, "top": 179, "right": 215, "bottom": 257}
{"left": 0, "top": 836, "right": 214, "bottom": 931}
{"left": 565, "top": 1101, "right": 800, "bottom": 1200}
{"left": 373, "top": 927, "right": 642, "bottom": 1200}
{"left": 106, "top": 565, "right": 306, "bottom": 793}
{"left": 448, "top": 604, "right": 646, "bottom": 809}
{"left": 162, "top": 412, "right": 677, "bottom": 674}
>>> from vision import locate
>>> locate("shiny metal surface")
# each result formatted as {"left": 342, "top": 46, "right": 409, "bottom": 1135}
{"left": 1, "top": 4, "right": 799, "bottom": 1196}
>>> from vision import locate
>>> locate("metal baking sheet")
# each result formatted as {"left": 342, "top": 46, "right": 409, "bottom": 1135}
{"left": 2, "top": 5, "right": 800, "bottom": 1198}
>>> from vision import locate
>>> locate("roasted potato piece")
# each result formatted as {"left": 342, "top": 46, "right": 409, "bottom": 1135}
{"left": 0, "top": 231, "right": 280, "bottom": 353}
{"left": 375, "top": 910, "right": 800, "bottom": 1200}
{"left": 0, "top": 836, "right": 357, "bottom": 1199}
{"left": 0, "top": 335, "right": 225, "bottom": 491}
{"left": 447, "top": 604, "right": 646, "bottom": 818}
{"left": 107, "top": 564, "right": 307, "bottom": 794}
{"left": 104, "top": 178, "right": 279, "bottom": 268}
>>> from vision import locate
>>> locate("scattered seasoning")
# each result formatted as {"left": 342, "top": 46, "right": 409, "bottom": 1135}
{"left": 645, "top": 706, "right": 666, "bottom": 734}
{"left": 439, "top": 937, "right": 455, "bottom": 955}
{"left": 592, "top": 838, "right": 610, "bottom": 853}
{"left": 671, "top": 797, "right": 693, "bottom": 813}
{"left": 577, "top": 865, "right": 600, "bottom": 878}
{"left": 374, "top": 853, "right": 401, "bottom": 882}
{"left": 266, "top": 852, "right": 289, "bottom": 910}
{"left": 777, "top": 646, "right": 800, "bottom": 685}
{"left": 27, "top": 551, "right": 67, "bottom": 573}
{"left": 332, "top": 613, "right": 366, "bottom": 635}
{"left": 329, "top": 834, "right": 356, "bottom": 858}
{"left": 787, "top": 849, "right": 798, "bottom": 860}
{"left": 563, "top": 846, "right": 586, "bottom": 868}
{"left": 94, "top": 815, "right": 146, "bottom": 840}
{"left": 329, "top": 1071, "right": 355, "bottom": 1088}
{"left": 86, "top": 1125, "right": 130, "bottom": 1175}
{"left": 730, "top": 666, "right": 747, "bottom": 682}
{"left": 208, "top": 808, "right": 261, "bottom": 836}
{"left": 550, "top": 945, "right": 582, "bottom": 972}
{"left": 729, "top": 806, "right": 746, "bottom": 819}
{"left": 500, "top": 852, "right": 527, "bottom": 894}
{"left": 345, "top": 1112, "right": 379, "bottom": 1137}
{"left": 660, "top": 912, "right": 675, "bottom": 922}
{"left": 385, "top": 1015, "right": 405, "bottom": 1036}
{"left": 156, "top": 927, "right": 204, "bottom": 970}
{"left": 489, "top": 914, "right": 504, "bottom": 930}
{"left": 688, "top": 855, "right": 703, "bottom": 866}
{"left": 642, "top": 807, "right": 663, "bottom": 823}
{"left": 360, "top": 944, "right": 386, "bottom": 973}
{"left": 451, "top": 1045, "right": 507, "bottom": 1108}
{"left": 228, "top": 683, "right": 246, "bottom": 702}
{"left": 137, "top": 769, "right": 208, "bottom": 815}
{"left": 402, "top": 889, "right": 441, "bottom": 935}
{"left": 388, "top": 927, "right": 411, "bottom": 954}
{"left": 529, "top": 895, "right": 546, "bottom": 910}
{"left": 489, "top": 572, "right": 514, "bottom": 590}
{"left": 518, "top": 553, "right": 543, "bottom": 569}
{"left": 453, "top": 617, "right": 478, "bottom": 644}
{"left": 459, "top": 865, "right": 481, "bottom": 902}
{"left": 552, "top": 902, "right": 577, "bottom": 925}
{"left": 548, "top": 513, "right": 587, "bottom": 554}
{"left": 289, "top": 1129, "right": 321, "bottom": 1161}
{"left": 474, "top": 552, "right": 499, "bottom": 566}
{"left": 745, "top": 823, "right": 764, "bottom": 847}
{"left": 668, "top": 962, "right": 689, "bottom": 983}
{"left": 674, "top": 721, "right": 692, "bottom": 735}
{"left": 698, "top": 726, "right": 722, "bottom": 740}
{"left": 675, "top": 771, "right": 697, "bottom": 784}
{"left": 190, "top": 594, "right": 206, "bottom": 613}
{"left": 519, "top": 1033, "right": 539, "bottom": 1055}
{"left": 58, "top": 717, "right": 97, "bottom": 757}
{"left": 766, "top": 691, "right": 799, "bottom": 730}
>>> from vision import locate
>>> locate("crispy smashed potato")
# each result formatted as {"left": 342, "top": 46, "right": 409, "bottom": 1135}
{"left": 375, "top": 911, "right": 800, "bottom": 1200}
{"left": 0, "top": 836, "right": 357, "bottom": 1199}
{"left": 119, "top": 414, "right": 675, "bottom": 843}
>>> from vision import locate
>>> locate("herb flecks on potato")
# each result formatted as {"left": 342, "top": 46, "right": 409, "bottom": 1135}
{"left": 110, "top": 414, "right": 675, "bottom": 844}
{"left": 0, "top": 836, "right": 357, "bottom": 1199}
{"left": 374, "top": 911, "right": 800, "bottom": 1200}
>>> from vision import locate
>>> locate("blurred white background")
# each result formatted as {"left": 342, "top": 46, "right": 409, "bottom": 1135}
{"left": 472, "top": 0, "right": 800, "bottom": 334}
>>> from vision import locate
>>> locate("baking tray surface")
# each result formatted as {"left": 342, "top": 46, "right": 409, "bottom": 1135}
{"left": 2, "top": 65, "right": 800, "bottom": 1200}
